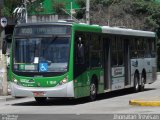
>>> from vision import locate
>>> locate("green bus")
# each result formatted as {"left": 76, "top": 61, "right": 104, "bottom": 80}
{"left": 8, "top": 22, "right": 157, "bottom": 102}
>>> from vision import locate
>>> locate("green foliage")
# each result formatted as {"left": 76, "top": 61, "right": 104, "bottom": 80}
{"left": 75, "top": 0, "right": 160, "bottom": 31}
{"left": 145, "top": 16, "right": 159, "bottom": 29}
{"left": 124, "top": 0, "right": 160, "bottom": 30}
{"left": 53, "top": 1, "right": 65, "bottom": 14}
{"left": 76, "top": 0, "right": 85, "bottom": 7}
{"left": 3, "top": 0, "right": 21, "bottom": 17}
{"left": 2, "top": 6, "right": 10, "bottom": 17}
{"left": 75, "top": 0, "right": 85, "bottom": 19}
{"left": 90, "top": 0, "right": 113, "bottom": 7}
{"left": 28, "top": 0, "right": 45, "bottom": 14}
{"left": 3, "top": 0, "right": 160, "bottom": 32}
{"left": 75, "top": 0, "right": 112, "bottom": 19}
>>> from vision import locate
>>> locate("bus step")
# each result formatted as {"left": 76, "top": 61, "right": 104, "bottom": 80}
{"left": 104, "top": 89, "right": 111, "bottom": 93}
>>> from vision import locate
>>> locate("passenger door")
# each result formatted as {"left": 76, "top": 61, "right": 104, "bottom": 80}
{"left": 104, "top": 38, "right": 111, "bottom": 90}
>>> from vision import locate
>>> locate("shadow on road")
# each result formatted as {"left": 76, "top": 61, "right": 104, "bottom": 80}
{"left": 12, "top": 88, "right": 155, "bottom": 106}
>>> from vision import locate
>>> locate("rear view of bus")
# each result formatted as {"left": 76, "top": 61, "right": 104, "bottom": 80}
{"left": 9, "top": 23, "right": 74, "bottom": 102}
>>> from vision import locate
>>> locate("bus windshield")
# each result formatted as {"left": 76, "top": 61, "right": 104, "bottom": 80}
{"left": 13, "top": 36, "right": 70, "bottom": 73}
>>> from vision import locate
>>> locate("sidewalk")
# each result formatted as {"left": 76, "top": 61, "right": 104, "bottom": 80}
{"left": 129, "top": 73, "right": 160, "bottom": 106}
{"left": 0, "top": 95, "right": 15, "bottom": 102}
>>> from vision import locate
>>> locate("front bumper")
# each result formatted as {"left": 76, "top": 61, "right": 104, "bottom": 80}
{"left": 10, "top": 81, "right": 74, "bottom": 98}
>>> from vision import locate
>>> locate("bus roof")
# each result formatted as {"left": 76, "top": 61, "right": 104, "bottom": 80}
{"left": 102, "top": 26, "right": 156, "bottom": 37}
{"left": 73, "top": 23, "right": 156, "bottom": 37}
{"left": 72, "top": 23, "right": 102, "bottom": 33}
{"left": 15, "top": 22, "right": 73, "bottom": 27}
{"left": 15, "top": 22, "right": 156, "bottom": 37}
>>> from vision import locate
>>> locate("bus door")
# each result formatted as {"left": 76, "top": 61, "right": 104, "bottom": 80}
{"left": 111, "top": 37, "right": 125, "bottom": 90}
{"left": 104, "top": 38, "right": 111, "bottom": 90}
{"left": 124, "top": 40, "right": 131, "bottom": 86}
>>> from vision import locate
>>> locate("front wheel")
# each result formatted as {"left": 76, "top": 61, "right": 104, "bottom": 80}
{"left": 35, "top": 97, "right": 47, "bottom": 103}
{"left": 89, "top": 80, "right": 97, "bottom": 101}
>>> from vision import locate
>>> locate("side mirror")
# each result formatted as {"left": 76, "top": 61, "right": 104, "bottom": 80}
{"left": 48, "top": 61, "right": 52, "bottom": 66}
{"left": 2, "top": 34, "right": 12, "bottom": 55}
{"left": 2, "top": 40, "right": 7, "bottom": 54}
{"left": 5, "top": 34, "right": 12, "bottom": 43}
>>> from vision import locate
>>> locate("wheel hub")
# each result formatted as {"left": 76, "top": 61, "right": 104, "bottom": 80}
{"left": 90, "top": 84, "right": 96, "bottom": 95}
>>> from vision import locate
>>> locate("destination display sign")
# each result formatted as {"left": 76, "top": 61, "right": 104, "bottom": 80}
{"left": 15, "top": 25, "right": 71, "bottom": 35}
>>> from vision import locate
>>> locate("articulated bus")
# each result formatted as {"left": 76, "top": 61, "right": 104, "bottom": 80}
{"left": 8, "top": 22, "right": 157, "bottom": 102}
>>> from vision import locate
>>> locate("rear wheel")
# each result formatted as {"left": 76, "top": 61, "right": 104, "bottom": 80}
{"left": 89, "top": 80, "right": 97, "bottom": 101}
{"left": 35, "top": 97, "right": 47, "bottom": 103}
{"left": 140, "top": 75, "right": 145, "bottom": 91}
{"left": 133, "top": 73, "right": 140, "bottom": 92}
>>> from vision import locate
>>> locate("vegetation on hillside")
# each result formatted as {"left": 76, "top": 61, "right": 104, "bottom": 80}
{"left": 76, "top": 0, "right": 160, "bottom": 32}
{"left": 76, "top": 0, "right": 160, "bottom": 70}
{"left": 2, "top": 0, "right": 21, "bottom": 17}
{"left": 3, "top": 0, "right": 160, "bottom": 32}
{"left": 2, "top": 0, "right": 160, "bottom": 35}
{"left": 2, "top": 0, "right": 160, "bottom": 70}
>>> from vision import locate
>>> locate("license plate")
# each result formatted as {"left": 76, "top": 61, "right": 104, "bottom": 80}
{"left": 33, "top": 91, "right": 44, "bottom": 97}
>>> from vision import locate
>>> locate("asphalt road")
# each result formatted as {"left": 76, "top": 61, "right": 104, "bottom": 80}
{"left": 1, "top": 76, "right": 160, "bottom": 119}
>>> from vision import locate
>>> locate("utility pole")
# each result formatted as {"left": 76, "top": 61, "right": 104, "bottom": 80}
{"left": 24, "top": 0, "right": 28, "bottom": 23}
{"left": 70, "top": 2, "right": 73, "bottom": 20}
{"left": 0, "top": 0, "right": 8, "bottom": 96}
{"left": 86, "top": 0, "right": 90, "bottom": 24}
{"left": 0, "top": 17, "right": 8, "bottom": 96}
{"left": 1, "top": 30, "right": 7, "bottom": 96}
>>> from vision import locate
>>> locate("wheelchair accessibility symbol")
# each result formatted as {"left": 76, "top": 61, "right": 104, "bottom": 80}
{"left": 39, "top": 63, "right": 48, "bottom": 72}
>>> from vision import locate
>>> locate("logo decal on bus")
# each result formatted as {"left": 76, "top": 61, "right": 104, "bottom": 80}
{"left": 112, "top": 67, "right": 124, "bottom": 77}
{"left": 132, "top": 61, "right": 138, "bottom": 67}
{"left": 39, "top": 63, "right": 48, "bottom": 72}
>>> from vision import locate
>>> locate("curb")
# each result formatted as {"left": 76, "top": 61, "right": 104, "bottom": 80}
{"left": 6, "top": 97, "right": 16, "bottom": 101}
{"left": 0, "top": 98, "right": 6, "bottom": 102}
{"left": 157, "top": 72, "right": 160, "bottom": 75}
{"left": 129, "top": 100, "right": 160, "bottom": 106}
{"left": 0, "top": 96, "right": 15, "bottom": 102}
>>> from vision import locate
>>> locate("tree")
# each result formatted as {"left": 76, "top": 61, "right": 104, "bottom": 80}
{"left": 52, "top": 0, "right": 65, "bottom": 14}
{"left": 76, "top": 0, "right": 160, "bottom": 31}
{"left": 3, "top": 0, "right": 21, "bottom": 17}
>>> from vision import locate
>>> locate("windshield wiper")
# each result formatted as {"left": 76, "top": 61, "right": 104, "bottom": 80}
{"left": 43, "top": 35, "right": 58, "bottom": 51}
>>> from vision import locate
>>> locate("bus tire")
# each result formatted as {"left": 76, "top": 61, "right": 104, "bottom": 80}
{"left": 89, "top": 79, "right": 97, "bottom": 101}
{"left": 133, "top": 73, "right": 140, "bottom": 92}
{"left": 35, "top": 97, "right": 47, "bottom": 103}
{"left": 140, "top": 75, "right": 145, "bottom": 91}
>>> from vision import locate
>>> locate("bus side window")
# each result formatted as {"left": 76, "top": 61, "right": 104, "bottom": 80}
{"left": 90, "top": 34, "right": 102, "bottom": 68}
{"left": 111, "top": 37, "right": 124, "bottom": 66}
{"left": 111, "top": 38, "right": 117, "bottom": 66}
{"left": 77, "top": 37, "right": 85, "bottom": 63}
{"left": 130, "top": 38, "right": 138, "bottom": 58}
{"left": 150, "top": 38, "right": 156, "bottom": 57}
{"left": 75, "top": 33, "right": 85, "bottom": 64}
{"left": 145, "top": 39, "right": 151, "bottom": 58}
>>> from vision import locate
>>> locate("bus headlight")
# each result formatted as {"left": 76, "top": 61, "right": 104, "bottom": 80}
{"left": 58, "top": 76, "right": 68, "bottom": 85}
{"left": 13, "top": 78, "right": 18, "bottom": 84}
{"left": 12, "top": 77, "right": 20, "bottom": 85}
